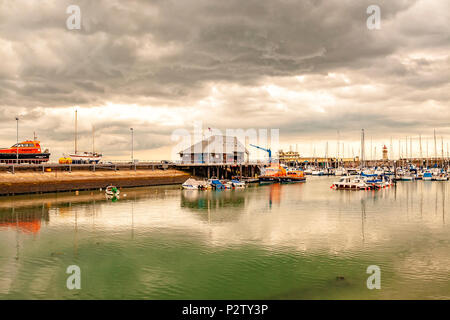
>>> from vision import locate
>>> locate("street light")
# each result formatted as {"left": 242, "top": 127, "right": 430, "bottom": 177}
{"left": 130, "top": 128, "right": 134, "bottom": 163}
{"left": 15, "top": 117, "right": 19, "bottom": 164}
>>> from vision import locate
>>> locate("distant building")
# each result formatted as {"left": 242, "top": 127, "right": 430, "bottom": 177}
{"left": 382, "top": 145, "right": 388, "bottom": 160}
{"left": 179, "top": 135, "right": 249, "bottom": 164}
{"left": 278, "top": 150, "right": 300, "bottom": 163}
{"left": 298, "top": 157, "right": 359, "bottom": 164}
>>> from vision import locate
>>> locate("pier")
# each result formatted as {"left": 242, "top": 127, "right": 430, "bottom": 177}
{"left": 0, "top": 161, "right": 263, "bottom": 177}
{"left": 0, "top": 161, "right": 264, "bottom": 196}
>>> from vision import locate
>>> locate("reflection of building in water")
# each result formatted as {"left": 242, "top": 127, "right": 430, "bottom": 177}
{"left": 181, "top": 190, "right": 247, "bottom": 210}
{"left": 181, "top": 190, "right": 248, "bottom": 223}
{"left": 0, "top": 205, "right": 50, "bottom": 234}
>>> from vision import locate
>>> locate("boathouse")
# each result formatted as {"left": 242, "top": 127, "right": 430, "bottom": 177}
{"left": 179, "top": 135, "right": 249, "bottom": 164}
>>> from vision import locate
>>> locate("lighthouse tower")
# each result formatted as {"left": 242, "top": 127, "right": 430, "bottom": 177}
{"left": 382, "top": 145, "right": 388, "bottom": 161}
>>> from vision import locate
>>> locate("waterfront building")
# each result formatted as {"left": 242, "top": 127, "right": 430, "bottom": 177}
{"left": 179, "top": 135, "right": 248, "bottom": 164}
{"left": 278, "top": 150, "right": 300, "bottom": 163}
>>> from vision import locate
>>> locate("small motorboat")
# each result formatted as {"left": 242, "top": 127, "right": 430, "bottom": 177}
{"left": 311, "top": 169, "right": 324, "bottom": 176}
{"left": 399, "top": 174, "right": 415, "bottom": 181}
{"left": 208, "top": 179, "right": 228, "bottom": 190}
{"left": 105, "top": 185, "right": 120, "bottom": 196}
{"left": 423, "top": 171, "right": 433, "bottom": 181}
{"left": 105, "top": 185, "right": 120, "bottom": 200}
{"left": 331, "top": 176, "right": 371, "bottom": 190}
{"left": 182, "top": 178, "right": 209, "bottom": 190}
{"left": 435, "top": 174, "right": 449, "bottom": 181}
{"left": 334, "top": 168, "right": 346, "bottom": 176}
{"left": 226, "top": 180, "right": 246, "bottom": 188}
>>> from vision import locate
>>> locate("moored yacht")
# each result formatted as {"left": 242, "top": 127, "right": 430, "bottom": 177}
{"left": 331, "top": 176, "right": 369, "bottom": 190}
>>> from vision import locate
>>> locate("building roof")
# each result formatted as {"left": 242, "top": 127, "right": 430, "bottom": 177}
{"left": 179, "top": 135, "right": 249, "bottom": 155}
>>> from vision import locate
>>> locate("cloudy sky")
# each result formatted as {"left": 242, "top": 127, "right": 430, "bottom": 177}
{"left": 0, "top": 0, "right": 449, "bottom": 161}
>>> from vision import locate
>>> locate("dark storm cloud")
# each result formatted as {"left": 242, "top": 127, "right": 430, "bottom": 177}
{"left": 0, "top": 0, "right": 448, "bottom": 157}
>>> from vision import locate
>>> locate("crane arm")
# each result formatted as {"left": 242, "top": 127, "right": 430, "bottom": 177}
{"left": 249, "top": 144, "right": 272, "bottom": 162}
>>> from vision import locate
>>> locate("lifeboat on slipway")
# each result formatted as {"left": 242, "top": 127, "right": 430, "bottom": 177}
{"left": 0, "top": 140, "right": 50, "bottom": 163}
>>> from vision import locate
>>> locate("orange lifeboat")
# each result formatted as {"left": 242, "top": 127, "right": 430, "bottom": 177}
{"left": 0, "top": 140, "right": 50, "bottom": 163}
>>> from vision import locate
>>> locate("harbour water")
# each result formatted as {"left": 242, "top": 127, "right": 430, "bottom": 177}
{"left": 0, "top": 177, "right": 449, "bottom": 299}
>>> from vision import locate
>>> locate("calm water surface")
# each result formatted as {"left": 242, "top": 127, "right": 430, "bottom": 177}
{"left": 0, "top": 177, "right": 449, "bottom": 299}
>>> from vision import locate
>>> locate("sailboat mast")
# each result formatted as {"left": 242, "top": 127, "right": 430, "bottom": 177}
{"left": 389, "top": 136, "right": 394, "bottom": 159}
{"left": 410, "top": 136, "right": 412, "bottom": 159}
{"left": 370, "top": 137, "right": 373, "bottom": 161}
{"left": 337, "top": 130, "right": 340, "bottom": 166}
{"left": 419, "top": 134, "right": 422, "bottom": 160}
{"left": 434, "top": 129, "right": 437, "bottom": 162}
{"left": 361, "top": 129, "right": 365, "bottom": 168}
{"left": 92, "top": 125, "right": 95, "bottom": 154}
{"left": 74, "top": 109, "right": 78, "bottom": 154}
{"left": 405, "top": 136, "right": 408, "bottom": 159}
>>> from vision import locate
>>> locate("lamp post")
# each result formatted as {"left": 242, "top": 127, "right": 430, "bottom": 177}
{"left": 130, "top": 128, "right": 134, "bottom": 163}
{"left": 15, "top": 117, "right": 19, "bottom": 164}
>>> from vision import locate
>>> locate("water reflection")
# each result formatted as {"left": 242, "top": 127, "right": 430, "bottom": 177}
{"left": 0, "top": 179, "right": 449, "bottom": 299}
{"left": 0, "top": 205, "right": 49, "bottom": 234}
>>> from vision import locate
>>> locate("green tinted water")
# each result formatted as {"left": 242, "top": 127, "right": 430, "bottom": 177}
{"left": 0, "top": 177, "right": 449, "bottom": 299}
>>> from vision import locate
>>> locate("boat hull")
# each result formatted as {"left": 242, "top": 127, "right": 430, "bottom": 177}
{"left": 259, "top": 176, "right": 280, "bottom": 184}
{"left": 0, "top": 152, "right": 50, "bottom": 163}
{"left": 69, "top": 154, "right": 102, "bottom": 164}
{"left": 279, "top": 176, "right": 306, "bottom": 183}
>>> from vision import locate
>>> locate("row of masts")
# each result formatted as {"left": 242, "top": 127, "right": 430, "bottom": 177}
{"left": 287, "top": 129, "right": 449, "bottom": 162}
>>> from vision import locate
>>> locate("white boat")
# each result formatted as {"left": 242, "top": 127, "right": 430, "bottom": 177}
{"left": 312, "top": 169, "right": 324, "bottom": 176}
{"left": 435, "top": 174, "right": 448, "bottom": 181}
{"left": 226, "top": 180, "right": 246, "bottom": 188}
{"left": 69, "top": 111, "right": 103, "bottom": 164}
{"left": 399, "top": 174, "right": 415, "bottom": 181}
{"left": 334, "top": 168, "right": 346, "bottom": 176}
{"left": 182, "top": 178, "right": 209, "bottom": 190}
{"left": 69, "top": 151, "right": 102, "bottom": 164}
{"left": 332, "top": 176, "right": 370, "bottom": 190}
{"left": 105, "top": 185, "right": 120, "bottom": 196}
{"left": 423, "top": 170, "right": 433, "bottom": 181}
{"left": 365, "top": 174, "right": 393, "bottom": 188}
